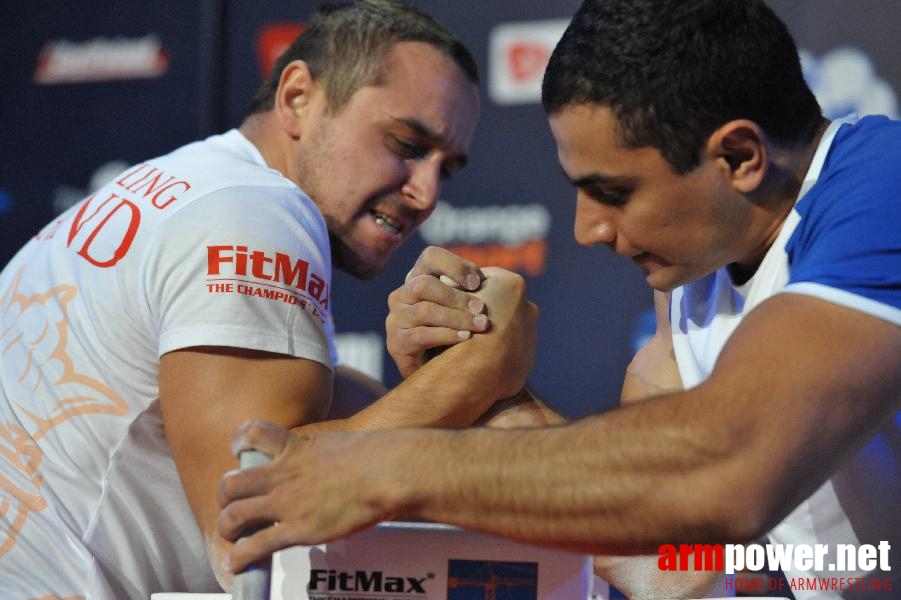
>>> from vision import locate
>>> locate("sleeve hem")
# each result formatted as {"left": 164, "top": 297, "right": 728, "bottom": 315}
{"left": 158, "top": 326, "right": 334, "bottom": 370}
{"left": 780, "top": 282, "right": 901, "bottom": 326}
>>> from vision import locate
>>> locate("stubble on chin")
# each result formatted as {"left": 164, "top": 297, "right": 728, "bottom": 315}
{"left": 328, "top": 232, "right": 383, "bottom": 280}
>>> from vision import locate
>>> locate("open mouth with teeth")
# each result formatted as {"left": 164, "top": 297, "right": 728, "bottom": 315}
{"left": 372, "top": 210, "right": 402, "bottom": 235}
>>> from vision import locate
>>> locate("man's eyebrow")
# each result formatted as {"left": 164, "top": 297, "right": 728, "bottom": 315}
{"left": 562, "top": 167, "right": 631, "bottom": 188}
{"left": 391, "top": 116, "right": 443, "bottom": 143}
{"left": 391, "top": 116, "right": 469, "bottom": 171}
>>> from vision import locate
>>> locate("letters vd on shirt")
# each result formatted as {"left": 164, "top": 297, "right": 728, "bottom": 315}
{"left": 59, "top": 163, "right": 190, "bottom": 268}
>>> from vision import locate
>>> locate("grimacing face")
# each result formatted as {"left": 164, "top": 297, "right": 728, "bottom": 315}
{"left": 549, "top": 103, "right": 761, "bottom": 292}
{"left": 294, "top": 41, "right": 480, "bottom": 279}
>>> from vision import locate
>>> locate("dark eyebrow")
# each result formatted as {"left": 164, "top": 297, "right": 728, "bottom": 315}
{"left": 562, "top": 167, "right": 632, "bottom": 189}
{"left": 392, "top": 116, "right": 442, "bottom": 144}
{"left": 390, "top": 116, "right": 469, "bottom": 172}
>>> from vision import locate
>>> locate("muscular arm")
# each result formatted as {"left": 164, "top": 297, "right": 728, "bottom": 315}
{"left": 392, "top": 294, "right": 900, "bottom": 551}
{"left": 220, "top": 293, "right": 900, "bottom": 571}
{"left": 166, "top": 266, "right": 531, "bottom": 589}
{"left": 159, "top": 346, "right": 332, "bottom": 588}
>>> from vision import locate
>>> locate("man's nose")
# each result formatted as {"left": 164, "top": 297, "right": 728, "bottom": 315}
{"left": 401, "top": 156, "right": 441, "bottom": 211}
{"left": 573, "top": 192, "right": 616, "bottom": 247}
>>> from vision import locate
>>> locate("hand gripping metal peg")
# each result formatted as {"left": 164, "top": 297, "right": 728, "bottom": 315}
{"left": 232, "top": 449, "right": 272, "bottom": 600}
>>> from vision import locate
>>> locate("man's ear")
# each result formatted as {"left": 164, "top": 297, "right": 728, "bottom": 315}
{"left": 706, "top": 119, "right": 768, "bottom": 193}
{"left": 274, "top": 60, "right": 318, "bottom": 139}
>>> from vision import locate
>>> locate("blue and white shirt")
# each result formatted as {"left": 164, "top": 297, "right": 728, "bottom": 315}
{"left": 671, "top": 116, "right": 900, "bottom": 599}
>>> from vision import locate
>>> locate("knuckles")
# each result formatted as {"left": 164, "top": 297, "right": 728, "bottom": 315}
{"left": 218, "top": 472, "right": 241, "bottom": 506}
{"left": 410, "top": 300, "right": 434, "bottom": 323}
{"left": 407, "top": 274, "right": 434, "bottom": 297}
{"left": 476, "top": 269, "right": 527, "bottom": 302}
{"left": 413, "top": 246, "right": 479, "bottom": 281}
{"left": 217, "top": 501, "right": 247, "bottom": 540}
{"left": 503, "top": 271, "right": 527, "bottom": 294}
{"left": 416, "top": 245, "right": 450, "bottom": 269}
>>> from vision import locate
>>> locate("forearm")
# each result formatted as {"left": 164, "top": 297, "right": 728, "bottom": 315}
{"left": 295, "top": 353, "right": 534, "bottom": 439}
{"left": 297, "top": 386, "right": 560, "bottom": 439}
{"left": 390, "top": 297, "right": 901, "bottom": 554}
{"left": 343, "top": 336, "right": 525, "bottom": 431}
{"left": 218, "top": 389, "right": 740, "bottom": 573}
{"left": 219, "top": 296, "right": 901, "bottom": 576}
{"left": 470, "top": 389, "right": 725, "bottom": 599}
{"left": 379, "top": 391, "right": 758, "bottom": 555}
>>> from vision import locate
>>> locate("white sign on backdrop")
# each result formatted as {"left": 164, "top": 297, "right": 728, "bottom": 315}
{"left": 488, "top": 19, "right": 569, "bottom": 105}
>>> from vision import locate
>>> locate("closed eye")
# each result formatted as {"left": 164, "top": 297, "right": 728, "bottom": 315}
{"left": 388, "top": 135, "right": 427, "bottom": 159}
{"left": 387, "top": 134, "right": 464, "bottom": 182}
{"left": 566, "top": 168, "right": 635, "bottom": 207}
{"left": 584, "top": 185, "right": 630, "bottom": 206}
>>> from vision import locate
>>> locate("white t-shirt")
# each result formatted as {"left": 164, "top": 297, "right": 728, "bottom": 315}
{"left": 672, "top": 116, "right": 901, "bottom": 598}
{"left": 0, "top": 129, "right": 337, "bottom": 599}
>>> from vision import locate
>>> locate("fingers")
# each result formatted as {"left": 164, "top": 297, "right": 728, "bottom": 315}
{"left": 220, "top": 508, "right": 318, "bottom": 574}
{"left": 217, "top": 493, "right": 281, "bottom": 541}
{"left": 386, "top": 274, "right": 489, "bottom": 380}
{"left": 387, "top": 324, "right": 472, "bottom": 365}
{"left": 463, "top": 268, "right": 539, "bottom": 399}
{"left": 219, "top": 420, "right": 293, "bottom": 510}
{"left": 218, "top": 461, "right": 271, "bottom": 510}
{"left": 388, "top": 275, "right": 488, "bottom": 332}
{"left": 472, "top": 268, "right": 528, "bottom": 312}
{"left": 218, "top": 428, "right": 391, "bottom": 575}
{"left": 405, "top": 246, "right": 484, "bottom": 291}
{"left": 219, "top": 422, "right": 312, "bottom": 573}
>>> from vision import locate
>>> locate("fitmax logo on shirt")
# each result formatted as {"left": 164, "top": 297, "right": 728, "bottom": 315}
{"left": 206, "top": 244, "right": 330, "bottom": 310}
{"left": 308, "top": 568, "right": 431, "bottom": 594}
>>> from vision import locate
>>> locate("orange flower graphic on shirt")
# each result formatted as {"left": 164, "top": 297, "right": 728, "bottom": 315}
{"left": 0, "top": 266, "right": 128, "bottom": 557}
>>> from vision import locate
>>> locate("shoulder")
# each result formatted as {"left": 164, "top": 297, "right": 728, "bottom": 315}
{"left": 785, "top": 116, "right": 901, "bottom": 319}
{"left": 788, "top": 116, "right": 900, "bottom": 253}
{"left": 810, "top": 115, "right": 901, "bottom": 202}
{"left": 148, "top": 130, "right": 311, "bottom": 213}
{"left": 145, "top": 131, "right": 327, "bottom": 254}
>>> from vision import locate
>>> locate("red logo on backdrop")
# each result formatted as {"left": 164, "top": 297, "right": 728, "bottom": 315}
{"left": 507, "top": 42, "right": 549, "bottom": 83}
{"left": 257, "top": 23, "right": 306, "bottom": 78}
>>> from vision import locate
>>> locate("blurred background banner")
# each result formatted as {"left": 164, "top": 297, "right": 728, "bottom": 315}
{"left": 2, "top": 0, "right": 898, "bottom": 419}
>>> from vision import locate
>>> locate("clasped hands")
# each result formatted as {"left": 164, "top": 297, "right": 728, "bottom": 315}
{"left": 216, "top": 246, "right": 538, "bottom": 575}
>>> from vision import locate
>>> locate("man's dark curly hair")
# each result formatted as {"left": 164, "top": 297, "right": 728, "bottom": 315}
{"left": 542, "top": 0, "right": 823, "bottom": 173}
